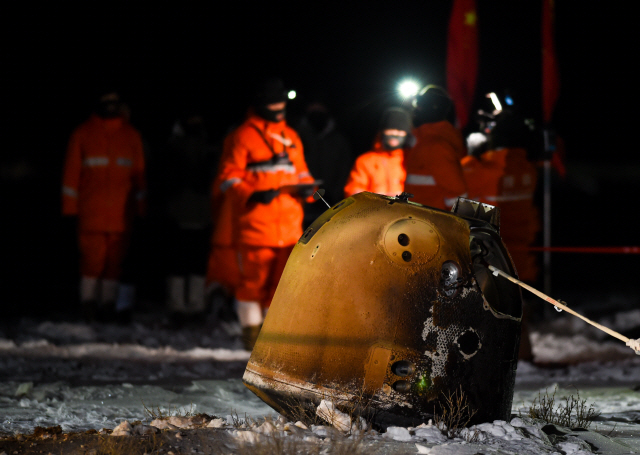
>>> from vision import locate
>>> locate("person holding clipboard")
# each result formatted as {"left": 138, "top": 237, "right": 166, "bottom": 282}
{"left": 216, "top": 78, "right": 319, "bottom": 350}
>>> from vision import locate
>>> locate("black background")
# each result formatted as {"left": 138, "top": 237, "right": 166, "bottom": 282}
{"left": 3, "top": 1, "right": 639, "bottom": 316}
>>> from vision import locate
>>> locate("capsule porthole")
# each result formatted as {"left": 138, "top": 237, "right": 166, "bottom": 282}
{"left": 391, "top": 360, "right": 415, "bottom": 377}
{"left": 392, "top": 380, "right": 411, "bottom": 393}
{"left": 398, "top": 233, "right": 410, "bottom": 246}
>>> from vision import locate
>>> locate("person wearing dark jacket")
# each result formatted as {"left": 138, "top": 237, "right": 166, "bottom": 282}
{"left": 296, "top": 101, "right": 352, "bottom": 226}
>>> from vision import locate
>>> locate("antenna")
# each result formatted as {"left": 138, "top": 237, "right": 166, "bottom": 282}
{"left": 313, "top": 189, "right": 331, "bottom": 208}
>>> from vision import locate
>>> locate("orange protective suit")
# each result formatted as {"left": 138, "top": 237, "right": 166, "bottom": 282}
{"left": 404, "top": 121, "right": 467, "bottom": 210}
{"left": 217, "top": 114, "right": 313, "bottom": 307}
{"left": 343, "top": 143, "right": 405, "bottom": 198}
{"left": 461, "top": 148, "right": 540, "bottom": 282}
{"left": 62, "top": 115, "right": 146, "bottom": 279}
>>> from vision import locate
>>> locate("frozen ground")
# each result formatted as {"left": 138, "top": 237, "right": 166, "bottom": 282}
{"left": 1, "top": 307, "right": 639, "bottom": 454}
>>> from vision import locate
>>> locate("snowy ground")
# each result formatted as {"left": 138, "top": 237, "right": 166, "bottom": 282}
{"left": 1, "top": 306, "right": 640, "bottom": 454}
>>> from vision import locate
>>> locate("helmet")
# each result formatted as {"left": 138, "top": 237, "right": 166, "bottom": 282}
{"left": 412, "top": 85, "right": 453, "bottom": 126}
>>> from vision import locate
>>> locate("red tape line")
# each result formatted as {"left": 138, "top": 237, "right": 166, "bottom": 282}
{"left": 519, "top": 246, "right": 640, "bottom": 254}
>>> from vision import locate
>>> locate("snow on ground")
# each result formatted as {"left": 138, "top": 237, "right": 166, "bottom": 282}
{"left": 0, "top": 338, "right": 249, "bottom": 362}
{"left": 1, "top": 308, "right": 640, "bottom": 453}
{"left": 530, "top": 308, "right": 640, "bottom": 364}
{"left": 0, "top": 379, "right": 272, "bottom": 435}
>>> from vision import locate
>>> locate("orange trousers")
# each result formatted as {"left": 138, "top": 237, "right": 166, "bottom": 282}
{"left": 79, "top": 231, "right": 130, "bottom": 279}
{"left": 236, "top": 245, "right": 294, "bottom": 309}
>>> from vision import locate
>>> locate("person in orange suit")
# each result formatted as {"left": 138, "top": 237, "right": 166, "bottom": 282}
{"left": 344, "top": 107, "right": 412, "bottom": 198}
{"left": 216, "top": 78, "right": 316, "bottom": 350}
{"left": 404, "top": 85, "right": 467, "bottom": 210}
{"left": 462, "top": 112, "right": 540, "bottom": 283}
{"left": 462, "top": 110, "right": 540, "bottom": 362}
{"left": 62, "top": 90, "right": 146, "bottom": 321}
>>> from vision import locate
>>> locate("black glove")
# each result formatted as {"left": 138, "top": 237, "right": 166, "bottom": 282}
{"left": 247, "top": 189, "right": 280, "bottom": 205}
{"left": 298, "top": 186, "right": 316, "bottom": 198}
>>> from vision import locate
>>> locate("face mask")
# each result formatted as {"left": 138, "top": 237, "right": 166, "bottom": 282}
{"left": 256, "top": 105, "right": 286, "bottom": 123}
{"left": 382, "top": 134, "right": 406, "bottom": 150}
{"left": 96, "top": 101, "right": 121, "bottom": 118}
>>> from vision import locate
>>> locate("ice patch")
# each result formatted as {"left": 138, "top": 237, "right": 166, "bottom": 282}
{"left": 207, "top": 418, "right": 226, "bottom": 428}
{"left": 531, "top": 332, "right": 636, "bottom": 363}
{"left": 384, "top": 426, "right": 412, "bottom": 441}
{"left": 316, "top": 399, "right": 350, "bottom": 432}
{"left": 412, "top": 422, "right": 447, "bottom": 443}
{"left": 111, "top": 420, "right": 132, "bottom": 436}
{"left": 555, "top": 441, "right": 592, "bottom": 455}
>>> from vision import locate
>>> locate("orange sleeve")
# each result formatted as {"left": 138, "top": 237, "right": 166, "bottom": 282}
{"left": 217, "top": 128, "right": 255, "bottom": 206}
{"left": 289, "top": 131, "right": 314, "bottom": 184}
{"left": 211, "top": 133, "right": 235, "bottom": 218}
{"left": 344, "top": 155, "right": 370, "bottom": 197}
{"left": 62, "top": 129, "right": 82, "bottom": 215}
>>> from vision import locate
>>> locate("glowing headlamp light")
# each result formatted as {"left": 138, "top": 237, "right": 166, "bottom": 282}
{"left": 398, "top": 80, "right": 420, "bottom": 99}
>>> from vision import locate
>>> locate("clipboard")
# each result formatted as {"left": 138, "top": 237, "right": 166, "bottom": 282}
{"left": 278, "top": 180, "right": 324, "bottom": 194}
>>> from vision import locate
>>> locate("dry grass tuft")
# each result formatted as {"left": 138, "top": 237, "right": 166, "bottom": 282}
{"left": 142, "top": 400, "right": 208, "bottom": 421}
{"left": 526, "top": 385, "right": 600, "bottom": 429}
{"left": 95, "top": 432, "right": 163, "bottom": 455}
{"left": 281, "top": 383, "right": 377, "bottom": 435}
{"left": 282, "top": 393, "right": 324, "bottom": 428}
{"left": 433, "top": 386, "right": 478, "bottom": 439}
{"left": 231, "top": 427, "right": 366, "bottom": 455}
{"left": 228, "top": 409, "right": 258, "bottom": 429}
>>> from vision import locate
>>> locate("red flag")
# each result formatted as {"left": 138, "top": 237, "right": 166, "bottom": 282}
{"left": 446, "top": 0, "right": 478, "bottom": 130}
{"left": 542, "top": 0, "right": 560, "bottom": 123}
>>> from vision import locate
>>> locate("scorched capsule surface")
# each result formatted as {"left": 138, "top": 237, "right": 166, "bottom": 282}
{"left": 243, "top": 192, "right": 522, "bottom": 427}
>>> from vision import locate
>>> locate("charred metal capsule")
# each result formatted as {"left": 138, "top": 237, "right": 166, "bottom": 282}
{"left": 243, "top": 192, "right": 522, "bottom": 427}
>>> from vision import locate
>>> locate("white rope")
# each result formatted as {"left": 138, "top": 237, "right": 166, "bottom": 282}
{"left": 488, "top": 265, "right": 640, "bottom": 355}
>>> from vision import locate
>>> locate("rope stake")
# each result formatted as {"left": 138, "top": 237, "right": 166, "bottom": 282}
{"left": 488, "top": 265, "right": 640, "bottom": 355}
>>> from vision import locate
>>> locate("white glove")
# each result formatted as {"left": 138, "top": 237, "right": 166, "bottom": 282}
{"left": 625, "top": 339, "right": 640, "bottom": 355}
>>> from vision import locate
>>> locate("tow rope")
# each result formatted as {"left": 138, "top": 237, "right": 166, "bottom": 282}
{"left": 488, "top": 265, "right": 640, "bottom": 355}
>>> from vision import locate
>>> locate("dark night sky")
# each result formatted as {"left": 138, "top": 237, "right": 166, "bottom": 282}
{"left": 5, "top": 2, "right": 638, "bottom": 162}
{"left": 3, "top": 1, "right": 639, "bottom": 310}
{"left": 5, "top": 2, "right": 638, "bottom": 160}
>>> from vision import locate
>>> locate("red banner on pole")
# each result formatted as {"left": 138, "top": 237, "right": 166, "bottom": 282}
{"left": 446, "top": 0, "right": 478, "bottom": 130}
